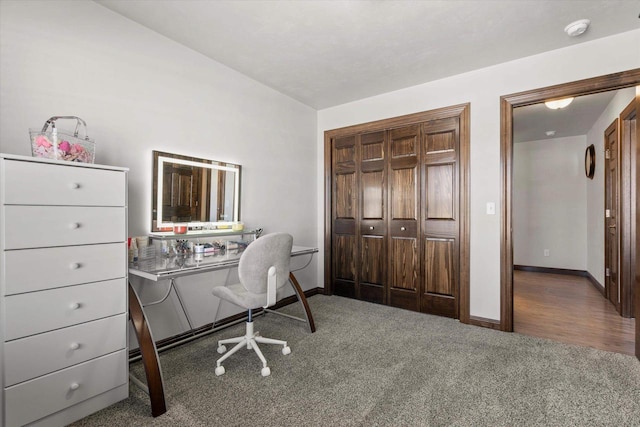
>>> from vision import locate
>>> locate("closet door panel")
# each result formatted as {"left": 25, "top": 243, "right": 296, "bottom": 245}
{"left": 333, "top": 234, "right": 356, "bottom": 298}
{"left": 390, "top": 238, "right": 418, "bottom": 290}
{"left": 390, "top": 167, "right": 417, "bottom": 220}
{"left": 359, "top": 131, "right": 386, "bottom": 303}
{"left": 361, "top": 134, "right": 384, "bottom": 162}
{"left": 423, "top": 122, "right": 457, "bottom": 163}
{"left": 388, "top": 125, "right": 420, "bottom": 311}
{"left": 360, "top": 235, "right": 385, "bottom": 303}
{"left": 422, "top": 238, "right": 457, "bottom": 317}
{"left": 332, "top": 135, "right": 358, "bottom": 298}
{"left": 335, "top": 173, "right": 356, "bottom": 219}
{"left": 421, "top": 118, "right": 460, "bottom": 318}
{"left": 361, "top": 170, "right": 384, "bottom": 220}
{"left": 426, "top": 164, "right": 455, "bottom": 219}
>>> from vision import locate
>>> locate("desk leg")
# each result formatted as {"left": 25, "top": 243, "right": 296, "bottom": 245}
{"left": 288, "top": 272, "right": 316, "bottom": 333}
{"left": 128, "top": 283, "right": 167, "bottom": 417}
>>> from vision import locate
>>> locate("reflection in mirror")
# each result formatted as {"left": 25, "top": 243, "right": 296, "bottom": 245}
{"left": 152, "top": 151, "right": 241, "bottom": 232}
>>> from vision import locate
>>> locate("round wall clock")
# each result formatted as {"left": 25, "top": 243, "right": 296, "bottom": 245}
{"left": 585, "top": 144, "right": 595, "bottom": 179}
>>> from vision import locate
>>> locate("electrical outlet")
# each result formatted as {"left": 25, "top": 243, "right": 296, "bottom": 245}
{"left": 544, "top": 249, "right": 550, "bottom": 257}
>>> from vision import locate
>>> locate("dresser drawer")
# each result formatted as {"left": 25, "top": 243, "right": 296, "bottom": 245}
{"left": 4, "top": 243, "right": 126, "bottom": 295}
{"left": 3, "top": 159, "right": 125, "bottom": 206}
{"left": 3, "top": 206, "right": 125, "bottom": 249}
{"left": 4, "top": 278, "right": 126, "bottom": 341}
{"left": 4, "top": 349, "right": 128, "bottom": 427}
{"left": 4, "top": 314, "right": 126, "bottom": 386}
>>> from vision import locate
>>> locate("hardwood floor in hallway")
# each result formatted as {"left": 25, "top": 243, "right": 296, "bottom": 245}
{"left": 513, "top": 270, "right": 635, "bottom": 355}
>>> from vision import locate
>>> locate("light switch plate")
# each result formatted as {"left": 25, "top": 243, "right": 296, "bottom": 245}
{"left": 486, "top": 202, "right": 496, "bottom": 215}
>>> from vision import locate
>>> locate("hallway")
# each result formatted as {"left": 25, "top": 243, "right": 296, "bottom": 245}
{"left": 514, "top": 270, "right": 635, "bottom": 355}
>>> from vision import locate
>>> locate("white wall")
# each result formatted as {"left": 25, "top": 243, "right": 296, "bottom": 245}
{"left": 513, "top": 136, "right": 587, "bottom": 270}
{"left": 318, "top": 29, "right": 640, "bottom": 320}
{"left": 585, "top": 88, "right": 636, "bottom": 285}
{"left": 0, "top": 1, "right": 318, "bottom": 342}
{"left": 1, "top": 2, "right": 638, "bottom": 327}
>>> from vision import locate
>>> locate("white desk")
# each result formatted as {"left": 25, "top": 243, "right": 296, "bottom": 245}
{"left": 127, "top": 245, "right": 318, "bottom": 417}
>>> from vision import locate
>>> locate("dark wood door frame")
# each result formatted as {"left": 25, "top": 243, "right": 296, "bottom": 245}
{"left": 604, "top": 119, "right": 620, "bottom": 312}
{"left": 500, "top": 69, "right": 640, "bottom": 358}
{"left": 324, "top": 103, "right": 471, "bottom": 324}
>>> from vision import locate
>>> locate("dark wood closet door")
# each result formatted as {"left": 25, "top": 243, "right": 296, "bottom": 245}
{"left": 387, "top": 125, "right": 421, "bottom": 311}
{"left": 359, "top": 131, "right": 387, "bottom": 304}
{"left": 326, "top": 105, "right": 469, "bottom": 321}
{"left": 332, "top": 135, "right": 358, "bottom": 298}
{"left": 421, "top": 117, "right": 460, "bottom": 318}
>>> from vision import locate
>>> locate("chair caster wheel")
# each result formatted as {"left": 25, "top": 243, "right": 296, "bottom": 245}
{"left": 215, "top": 366, "right": 225, "bottom": 376}
{"left": 217, "top": 345, "right": 227, "bottom": 354}
{"left": 261, "top": 367, "right": 271, "bottom": 377}
{"left": 282, "top": 346, "right": 291, "bottom": 355}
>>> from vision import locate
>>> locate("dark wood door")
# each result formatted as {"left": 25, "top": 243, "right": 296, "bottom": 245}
{"left": 326, "top": 105, "right": 469, "bottom": 321}
{"left": 332, "top": 135, "right": 358, "bottom": 299}
{"left": 387, "top": 125, "right": 421, "bottom": 311}
{"left": 604, "top": 119, "right": 620, "bottom": 312}
{"left": 359, "top": 131, "right": 387, "bottom": 304}
{"left": 421, "top": 117, "right": 460, "bottom": 318}
{"left": 162, "top": 163, "right": 201, "bottom": 223}
{"left": 618, "top": 99, "right": 637, "bottom": 322}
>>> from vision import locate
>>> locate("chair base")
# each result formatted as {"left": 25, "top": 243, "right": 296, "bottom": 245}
{"left": 215, "top": 320, "right": 290, "bottom": 377}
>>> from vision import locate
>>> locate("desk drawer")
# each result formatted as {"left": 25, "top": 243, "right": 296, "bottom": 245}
{"left": 4, "top": 349, "right": 128, "bottom": 427}
{"left": 4, "top": 314, "right": 127, "bottom": 386}
{"left": 5, "top": 278, "right": 126, "bottom": 341}
{"left": 3, "top": 243, "right": 126, "bottom": 295}
{"left": 3, "top": 159, "right": 125, "bottom": 206}
{"left": 4, "top": 206, "right": 125, "bottom": 249}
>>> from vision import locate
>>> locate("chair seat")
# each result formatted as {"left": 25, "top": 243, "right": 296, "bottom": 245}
{"left": 212, "top": 282, "right": 289, "bottom": 310}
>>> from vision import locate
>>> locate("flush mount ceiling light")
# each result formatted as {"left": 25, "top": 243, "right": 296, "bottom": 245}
{"left": 545, "top": 97, "right": 574, "bottom": 109}
{"left": 546, "top": 130, "right": 556, "bottom": 136}
{"left": 564, "top": 19, "right": 590, "bottom": 37}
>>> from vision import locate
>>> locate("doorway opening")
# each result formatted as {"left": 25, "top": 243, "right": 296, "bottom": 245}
{"left": 500, "top": 69, "right": 640, "bottom": 358}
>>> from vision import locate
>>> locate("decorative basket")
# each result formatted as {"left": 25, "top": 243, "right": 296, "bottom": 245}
{"left": 29, "top": 116, "right": 95, "bottom": 163}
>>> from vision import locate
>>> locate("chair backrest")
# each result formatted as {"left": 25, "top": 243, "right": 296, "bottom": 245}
{"left": 238, "top": 232, "right": 293, "bottom": 294}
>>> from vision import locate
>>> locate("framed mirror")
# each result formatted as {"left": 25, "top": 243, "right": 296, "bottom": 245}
{"left": 152, "top": 150, "right": 241, "bottom": 232}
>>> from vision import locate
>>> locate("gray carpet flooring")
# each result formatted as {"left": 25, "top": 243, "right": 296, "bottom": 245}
{"left": 72, "top": 295, "right": 640, "bottom": 426}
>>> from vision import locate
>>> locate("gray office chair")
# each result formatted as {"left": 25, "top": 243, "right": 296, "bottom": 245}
{"left": 211, "top": 232, "right": 293, "bottom": 377}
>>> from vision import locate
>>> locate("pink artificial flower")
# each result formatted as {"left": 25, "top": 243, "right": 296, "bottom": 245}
{"left": 35, "top": 135, "right": 52, "bottom": 148}
{"left": 71, "top": 143, "right": 85, "bottom": 154}
{"left": 58, "top": 140, "right": 71, "bottom": 152}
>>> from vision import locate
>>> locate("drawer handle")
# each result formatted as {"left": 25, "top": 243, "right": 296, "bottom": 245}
{"left": 369, "top": 226, "right": 374, "bottom": 230}
{"left": 69, "top": 222, "right": 81, "bottom": 229}
{"left": 70, "top": 342, "right": 80, "bottom": 350}
{"left": 69, "top": 262, "right": 81, "bottom": 270}
{"left": 70, "top": 182, "right": 81, "bottom": 189}
{"left": 400, "top": 226, "right": 406, "bottom": 231}
{"left": 69, "top": 302, "right": 81, "bottom": 310}
{"left": 70, "top": 382, "right": 80, "bottom": 391}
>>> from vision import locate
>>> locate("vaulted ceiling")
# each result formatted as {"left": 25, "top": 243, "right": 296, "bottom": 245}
{"left": 95, "top": 0, "right": 639, "bottom": 109}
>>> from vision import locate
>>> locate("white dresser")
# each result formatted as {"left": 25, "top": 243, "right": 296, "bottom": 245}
{"left": 0, "top": 154, "right": 129, "bottom": 426}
